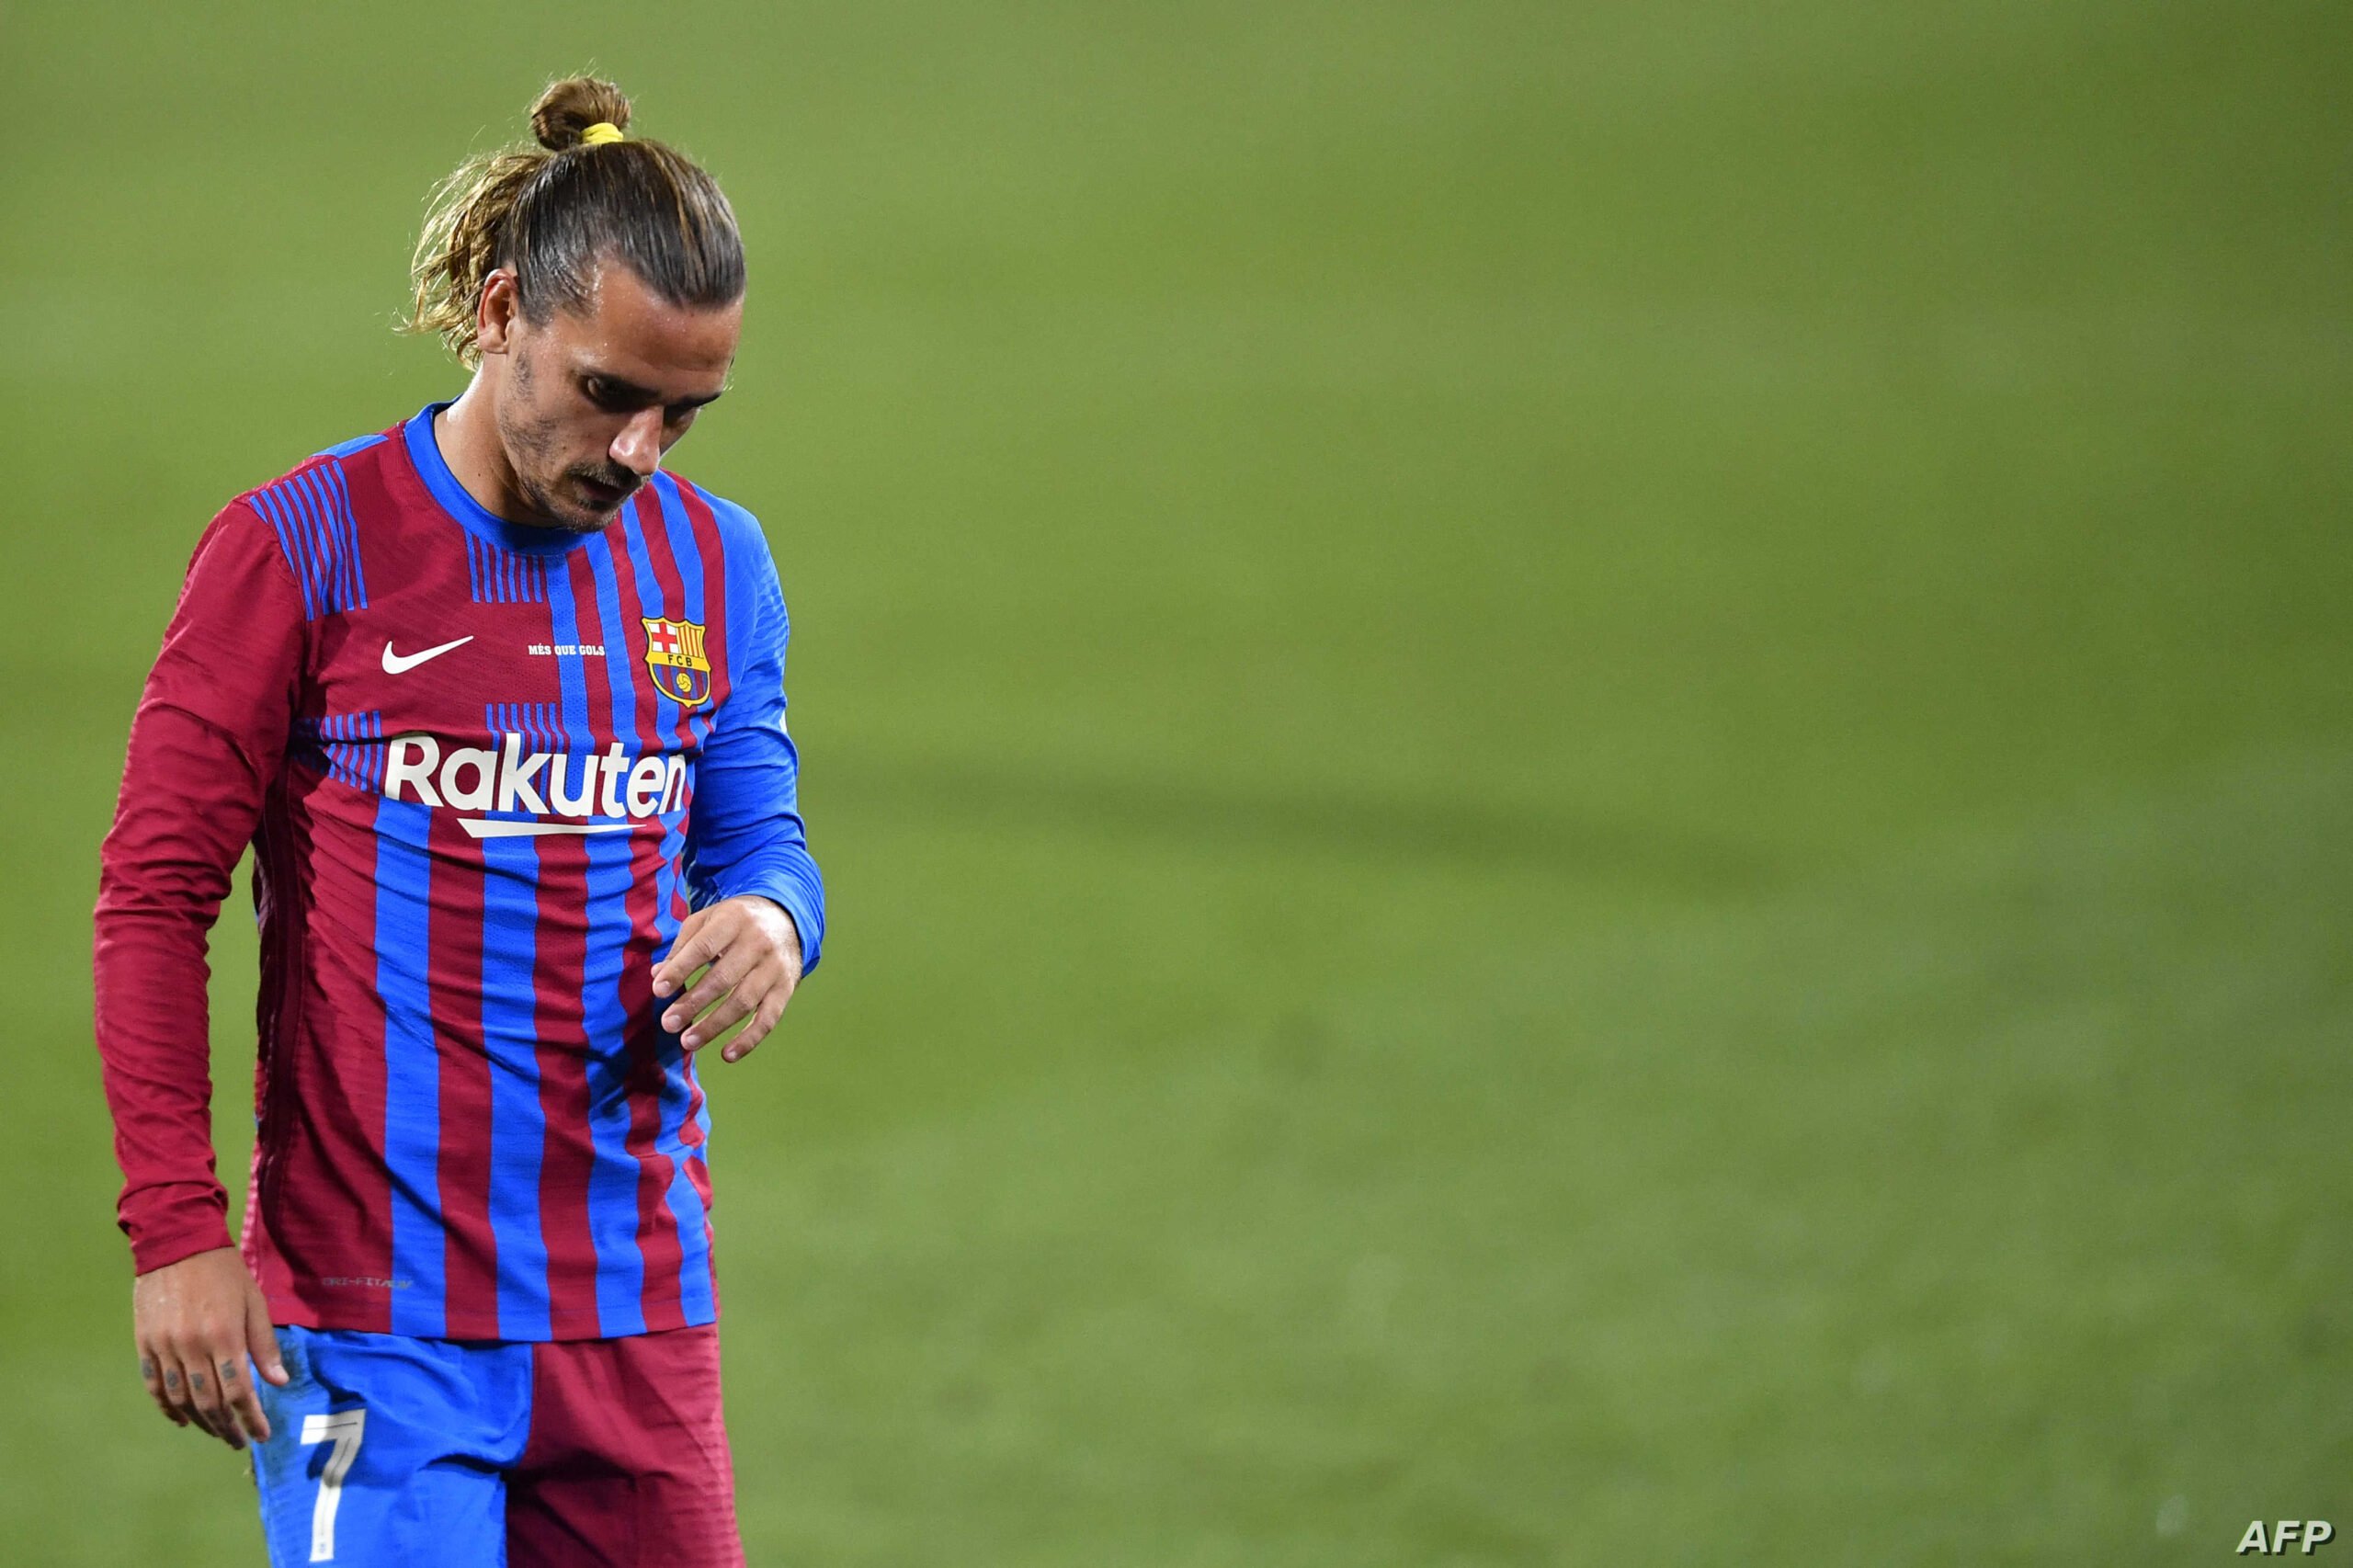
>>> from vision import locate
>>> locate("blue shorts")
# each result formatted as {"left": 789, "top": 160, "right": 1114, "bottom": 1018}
{"left": 250, "top": 1323, "right": 741, "bottom": 1567}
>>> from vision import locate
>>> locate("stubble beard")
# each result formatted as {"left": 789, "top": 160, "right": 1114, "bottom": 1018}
{"left": 497, "top": 349, "right": 632, "bottom": 536}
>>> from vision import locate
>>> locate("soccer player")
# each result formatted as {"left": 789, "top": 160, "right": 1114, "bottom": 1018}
{"left": 92, "top": 77, "right": 821, "bottom": 1566}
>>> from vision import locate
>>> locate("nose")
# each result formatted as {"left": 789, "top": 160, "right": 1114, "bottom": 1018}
{"left": 609, "top": 408, "right": 664, "bottom": 480}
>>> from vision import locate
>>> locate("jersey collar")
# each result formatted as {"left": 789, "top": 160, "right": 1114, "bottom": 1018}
{"left": 403, "top": 402, "right": 597, "bottom": 557}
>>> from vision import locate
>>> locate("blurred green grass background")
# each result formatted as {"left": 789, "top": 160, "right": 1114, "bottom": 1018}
{"left": 5, "top": 0, "right": 2348, "bottom": 1562}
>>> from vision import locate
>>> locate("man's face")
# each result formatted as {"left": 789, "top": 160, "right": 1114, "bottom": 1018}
{"left": 483, "top": 262, "right": 742, "bottom": 533}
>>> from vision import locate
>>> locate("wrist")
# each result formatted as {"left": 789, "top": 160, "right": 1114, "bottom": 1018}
{"left": 128, "top": 1218, "right": 235, "bottom": 1278}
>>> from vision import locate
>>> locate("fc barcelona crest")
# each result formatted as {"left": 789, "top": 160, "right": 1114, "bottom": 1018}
{"left": 642, "top": 618, "right": 711, "bottom": 707}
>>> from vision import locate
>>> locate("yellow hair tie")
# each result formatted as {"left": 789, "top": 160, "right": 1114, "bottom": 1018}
{"left": 580, "top": 122, "right": 625, "bottom": 147}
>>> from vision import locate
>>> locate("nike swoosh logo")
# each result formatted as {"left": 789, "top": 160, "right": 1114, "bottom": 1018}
{"left": 459, "top": 819, "right": 633, "bottom": 839}
{"left": 381, "top": 635, "right": 474, "bottom": 675}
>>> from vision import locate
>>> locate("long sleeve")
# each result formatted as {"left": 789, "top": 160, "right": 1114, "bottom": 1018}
{"left": 684, "top": 525, "right": 825, "bottom": 973}
{"left": 93, "top": 503, "right": 305, "bottom": 1274}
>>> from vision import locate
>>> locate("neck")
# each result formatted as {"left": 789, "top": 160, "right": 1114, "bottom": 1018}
{"left": 435, "top": 377, "right": 554, "bottom": 528}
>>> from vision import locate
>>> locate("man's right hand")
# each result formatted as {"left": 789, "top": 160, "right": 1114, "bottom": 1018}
{"left": 131, "top": 1246, "right": 289, "bottom": 1449}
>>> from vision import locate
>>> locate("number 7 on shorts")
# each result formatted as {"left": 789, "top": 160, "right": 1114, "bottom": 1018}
{"left": 300, "top": 1409, "right": 367, "bottom": 1562}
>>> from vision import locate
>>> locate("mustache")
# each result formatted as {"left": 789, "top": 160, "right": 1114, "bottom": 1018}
{"left": 572, "top": 465, "right": 642, "bottom": 498}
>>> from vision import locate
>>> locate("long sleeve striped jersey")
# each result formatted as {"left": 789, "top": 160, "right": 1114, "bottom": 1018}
{"left": 93, "top": 402, "right": 825, "bottom": 1341}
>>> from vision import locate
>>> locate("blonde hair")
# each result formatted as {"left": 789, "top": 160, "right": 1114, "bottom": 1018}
{"left": 404, "top": 76, "right": 745, "bottom": 367}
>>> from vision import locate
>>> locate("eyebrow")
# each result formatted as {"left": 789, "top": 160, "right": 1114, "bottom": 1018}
{"left": 585, "top": 370, "right": 727, "bottom": 411}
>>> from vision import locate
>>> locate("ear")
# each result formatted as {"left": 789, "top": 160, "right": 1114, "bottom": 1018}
{"left": 476, "top": 267, "right": 521, "bottom": 356}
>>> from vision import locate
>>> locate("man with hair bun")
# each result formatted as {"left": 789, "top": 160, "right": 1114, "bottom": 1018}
{"left": 93, "top": 75, "right": 816, "bottom": 1566}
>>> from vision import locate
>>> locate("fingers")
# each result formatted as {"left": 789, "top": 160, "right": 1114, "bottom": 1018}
{"left": 213, "top": 1278, "right": 284, "bottom": 1445}
{"left": 178, "top": 1342, "right": 245, "bottom": 1449}
{"left": 661, "top": 944, "right": 756, "bottom": 1048}
{"left": 157, "top": 1352, "right": 219, "bottom": 1438}
{"left": 244, "top": 1281, "right": 290, "bottom": 1388}
{"left": 651, "top": 908, "right": 720, "bottom": 1000}
{"left": 131, "top": 1247, "right": 285, "bottom": 1449}
{"left": 721, "top": 983, "right": 794, "bottom": 1063}
{"left": 210, "top": 1284, "right": 278, "bottom": 1445}
{"left": 139, "top": 1352, "right": 186, "bottom": 1427}
{"left": 650, "top": 898, "right": 801, "bottom": 1060}
{"left": 148, "top": 1324, "right": 262, "bottom": 1449}
{"left": 675, "top": 958, "right": 770, "bottom": 1051}
{"left": 216, "top": 1349, "right": 272, "bottom": 1447}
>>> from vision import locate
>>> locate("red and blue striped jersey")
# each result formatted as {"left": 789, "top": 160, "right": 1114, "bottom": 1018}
{"left": 94, "top": 403, "right": 825, "bottom": 1341}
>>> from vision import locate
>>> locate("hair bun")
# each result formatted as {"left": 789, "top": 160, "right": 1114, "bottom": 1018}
{"left": 529, "top": 76, "right": 633, "bottom": 151}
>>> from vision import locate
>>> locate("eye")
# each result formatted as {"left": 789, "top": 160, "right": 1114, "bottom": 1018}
{"left": 583, "top": 377, "right": 631, "bottom": 413}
